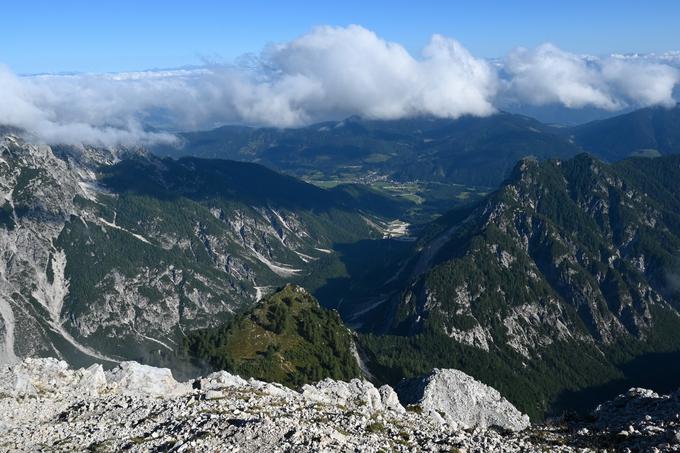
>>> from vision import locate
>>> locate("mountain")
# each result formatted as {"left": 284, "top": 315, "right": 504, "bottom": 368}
{"left": 0, "top": 135, "right": 391, "bottom": 368}
{"left": 6, "top": 115, "right": 680, "bottom": 422}
{"left": 567, "top": 104, "right": 680, "bottom": 161}
{"left": 356, "top": 153, "right": 680, "bottom": 419}
{"left": 153, "top": 106, "right": 680, "bottom": 196}
{"left": 182, "top": 284, "right": 362, "bottom": 386}
{"left": 501, "top": 103, "right": 634, "bottom": 126}
{"left": 151, "top": 113, "right": 582, "bottom": 200}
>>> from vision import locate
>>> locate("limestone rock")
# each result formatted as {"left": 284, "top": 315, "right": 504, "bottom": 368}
{"left": 6, "top": 357, "right": 676, "bottom": 451}
{"left": 379, "top": 384, "right": 405, "bottom": 413}
{"left": 200, "top": 370, "right": 248, "bottom": 390}
{"left": 0, "top": 357, "right": 105, "bottom": 397}
{"left": 105, "top": 361, "right": 190, "bottom": 397}
{"left": 302, "top": 378, "right": 384, "bottom": 414}
{"left": 398, "top": 368, "right": 530, "bottom": 431}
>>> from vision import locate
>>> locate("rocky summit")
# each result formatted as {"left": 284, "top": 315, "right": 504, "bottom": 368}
{"left": 1, "top": 358, "right": 679, "bottom": 452}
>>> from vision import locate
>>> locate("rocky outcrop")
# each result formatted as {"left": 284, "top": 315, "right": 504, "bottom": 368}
{"left": 398, "top": 368, "right": 531, "bottom": 431}
{"left": 593, "top": 387, "right": 680, "bottom": 439}
{"left": 105, "top": 361, "right": 191, "bottom": 397}
{"left": 301, "top": 378, "right": 404, "bottom": 414}
{"left": 4, "top": 358, "right": 680, "bottom": 451}
{"left": 0, "top": 357, "right": 106, "bottom": 398}
{"left": 557, "top": 387, "right": 680, "bottom": 451}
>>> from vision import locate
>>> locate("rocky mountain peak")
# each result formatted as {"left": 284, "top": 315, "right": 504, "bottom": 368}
{"left": 372, "top": 153, "right": 680, "bottom": 419}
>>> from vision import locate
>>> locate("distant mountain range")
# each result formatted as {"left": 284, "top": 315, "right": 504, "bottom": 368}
{"left": 152, "top": 105, "right": 680, "bottom": 189}
{"left": 566, "top": 105, "right": 680, "bottom": 161}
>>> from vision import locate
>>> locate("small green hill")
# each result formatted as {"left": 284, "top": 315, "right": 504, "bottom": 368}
{"left": 182, "top": 285, "right": 362, "bottom": 386}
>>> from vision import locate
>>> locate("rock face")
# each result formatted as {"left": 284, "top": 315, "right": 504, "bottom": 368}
{"left": 394, "top": 154, "right": 680, "bottom": 354}
{"left": 364, "top": 154, "right": 680, "bottom": 418}
{"left": 0, "top": 134, "right": 380, "bottom": 365}
{"left": 398, "top": 368, "right": 530, "bottom": 432}
{"left": 2, "top": 358, "right": 679, "bottom": 452}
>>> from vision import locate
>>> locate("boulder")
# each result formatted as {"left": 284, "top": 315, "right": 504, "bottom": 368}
{"left": 397, "top": 368, "right": 530, "bottom": 431}
{"left": 199, "top": 371, "right": 294, "bottom": 398}
{"left": 200, "top": 370, "right": 248, "bottom": 390}
{"left": 302, "top": 378, "right": 384, "bottom": 414}
{"left": 379, "top": 385, "right": 405, "bottom": 413}
{"left": 105, "top": 361, "right": 190, "bottom": 397}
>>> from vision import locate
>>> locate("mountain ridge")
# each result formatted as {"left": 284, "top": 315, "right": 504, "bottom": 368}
{"left": 355, "top": 153, "right": 680, "bottom": 418}
{"left": 0, "top": 134, "right": 395, "bottom": 369}
{"left": 3, "top": 356, "right": 679, "bottom": 452}
{"left": 151, "top": 105, "right": 680, "bottom": 194}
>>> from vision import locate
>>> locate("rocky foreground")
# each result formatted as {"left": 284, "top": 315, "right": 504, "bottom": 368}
{"left": 1, "top": 359, "right": 680, "bottom": 452}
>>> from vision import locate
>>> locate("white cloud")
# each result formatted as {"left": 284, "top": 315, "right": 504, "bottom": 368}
{"left": 503, "top": 43, "right": 680, "bottom": 110}
{"left": 601, "top": 57, "right": 679, "bottom": 107}
{"left": 265, "top": 26, "right": 497, "bottom": 121}
{"left": 0, "top": 27, "right": 678, "bottom": 146}
{"left": 0, "top": 65, "right": 179, "bottom": 146}
{"left": 0, "top": 25, "right": 498, "bottom": 146}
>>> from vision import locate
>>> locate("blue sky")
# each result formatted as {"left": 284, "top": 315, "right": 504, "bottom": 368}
{"left": 3, "top": 0, "right": 680, "bottom": 74}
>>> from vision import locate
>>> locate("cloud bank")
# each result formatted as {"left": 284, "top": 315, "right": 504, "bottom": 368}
{"left": 503, "top": 44, "right": 679, "bottom": 110}
{"left": 0, "top": 25, "right": 679, "bottom": 146}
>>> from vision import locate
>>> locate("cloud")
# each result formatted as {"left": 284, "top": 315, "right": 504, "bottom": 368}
{"left": 0, "top": 26, "right": 497, "bottom": 146}
{"left": 0, "top": 65, "right": 179, "bottom": 147}
{"left": 601, "top": 56, "right": 680, "bottom": 107}
{"left": 0, "top": 26, "right": 678, "bottom": 146}
{"left": 502, "top": 44, "right": 680, "bottom": 110}
{"left": 264, "top": 26, "right": 498, "bottom": 121}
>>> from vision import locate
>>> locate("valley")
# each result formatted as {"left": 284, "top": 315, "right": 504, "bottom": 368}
{"left": 2, "top": 104, "right": 680, "bottom": 423}
{"left": 4, "top": 7, "right": 680, "bottom": 450}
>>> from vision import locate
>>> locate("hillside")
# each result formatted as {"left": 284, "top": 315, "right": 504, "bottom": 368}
{"left": 183, "top": 284, "right": 362, "bottom": 386}
{"left": 356, "top": 153, "right": 680, "bottom": 418}
{"left": 568, "top": 104, "right": 680, "bottom": 161}
{"left": 153, "top": 107, "right": 680, "bottom": 198}
{"left": 0, "top": 135, "right": 390, "bottom": 368}
{"left": 152, "top": 113, "right": 581, "bottom": 194}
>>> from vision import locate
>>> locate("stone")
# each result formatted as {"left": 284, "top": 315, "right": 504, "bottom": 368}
{"left": 105, "top": 361, "right": 190, "bottom": 397}
{"left": 379, "top": 384, "right": 405, "bottom": 413}
{"left": 301, "top": 378, "right": 384, "bottom": 414}
{"left": 4, "top": 357, "right": 680, "bottom": 452}
{"left": 205, "top": 390, "right": 224, "bottom": 400}
{"left": 397, "top": 368, "right": 531, "bottom": 432}
{"left": 201, "top": 370, "right": 248, "bottom": 390}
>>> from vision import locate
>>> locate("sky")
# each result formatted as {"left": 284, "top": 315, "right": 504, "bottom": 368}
{"left": 1, "top": 1, "right": 680, "bottom": 146}
{"left": 3, "top": 0, "right": 680, "bottom": 74}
